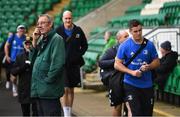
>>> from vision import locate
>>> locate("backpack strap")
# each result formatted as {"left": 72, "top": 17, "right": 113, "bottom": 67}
{"left": 125, "top": 38, "right": 148, "bottom": 67}
{"left": 9, "top": 33, "right": 15, "bottom": 45}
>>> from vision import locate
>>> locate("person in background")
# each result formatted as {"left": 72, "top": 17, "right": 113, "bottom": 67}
{"left": 11, "top": 38, "right": 38, "bottom": 116}
{"left": 102, "top": 31, "right": 116, "bottom": 54}
{"left": 56, "top": 10, "right": 88, "bottom": 117}
{"left": 4, "top": 25, "right": 26, "bottom": 97}
{"left": 114, "top": 19, "right": 160, "bottom": 116}
{"left": 155, "top": 41, "right": 178, "bottom": 90}
{"left": 30, "top": 14, "right": 65, "bottom": 116}
{"left": 0, "top": 32, "right": 5, "bottom": 82}
{"left": 98, "top": 30, "right": 129, "bottom": 116}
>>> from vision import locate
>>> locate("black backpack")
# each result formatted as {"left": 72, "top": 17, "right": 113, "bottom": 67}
{"left": 99, "top": 45, "right": 118, "bottom": 86}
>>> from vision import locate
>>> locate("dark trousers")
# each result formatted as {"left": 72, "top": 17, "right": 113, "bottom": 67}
{"left": 5, "top": 62, "right": 14, "bottom": 81}
{"left": 35, "top": 98, "right": 61, "bottom": 116}
{"left": 21, "top": 102, "right": 38, "bottom": 116}
{"left": 124, "top": 83, "right": 154, "bottom": 116}
{"left": 5, "top": 69, "right": 10, "bottom": 81}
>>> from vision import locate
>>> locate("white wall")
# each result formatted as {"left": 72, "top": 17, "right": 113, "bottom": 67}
{"left": 144, "top": 27, "right": 180, "bottom": 59}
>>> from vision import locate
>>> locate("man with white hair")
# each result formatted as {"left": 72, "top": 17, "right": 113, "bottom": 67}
{"left": 30, "top": 14, "right": 65, "bottom": 116}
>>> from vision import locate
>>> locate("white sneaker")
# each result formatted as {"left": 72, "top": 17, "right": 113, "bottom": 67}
{"left": 12, "top": 84, "right": 18, "bottom": 97}
{"left": 13, "top": 91, "right": 18, "bottom": 97}
{"left": 5, "top": 81, "right": 10, "bottom": 89}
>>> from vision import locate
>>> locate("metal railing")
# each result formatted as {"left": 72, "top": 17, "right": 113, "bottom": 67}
{"left": 143, "top": 26, "right": 180, "bottom": 59}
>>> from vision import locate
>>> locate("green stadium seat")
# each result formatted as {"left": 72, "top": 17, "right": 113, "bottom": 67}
{"left": 0, "top": 27, "right": 9, "bottom": 36}
{"left": 66, "top": 0, "right": 110, "bottom": 21}
{"left": 164, "top": 65, "right": 180, "bottom": 95}
{"left": 9, "top": 26, "right": 17, "bottom": 33}
{"left": 175, "top": 79, "right": 180, "bottom": 95}
{"left": 125, "top": 4, "right": 145, "bottom": 15}
{"left": 0, "top": 15, "right": 7, "bottom": 21}
{"left": 90, "top": 27, "right": 106, "bottom": 36}
{"left": 171, "top": 65, "right": 180, "bottom": 95}
{"left": 88, "top": 38, "right": 106, "bottom": 54}
{"left": 0, "top": 0, "right": 59, "bottom": 39}
{"left": 19, "top": 0, "right": 29, "bottom": 6}
{"left": 164, "top": 72, "right": 174, "bottom": 93}
{"left": 11, "top": 0, "right": 19, "bottom": 6}
{"left": 142, "top": 0, "right": 152, "bottom": 4}
{"left": 51, "top": 0, "right": 61, "bottom": 3}
{"left": 109, "top": 13, "right": 166, "bottom": 28}
{"left": 83, "top": 51, "right": 99, "bottom": 73}
{"left": 27, "top": 14, "right": 36, "bottom": 26}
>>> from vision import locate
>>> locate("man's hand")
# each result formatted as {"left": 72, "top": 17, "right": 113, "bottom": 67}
{"left": 140, "top": 63, "right": 150, "bottom": 72}
{"left": 33, "top": 28, "right": 41, "bottom": 40}
{"left": 5, "top": 56, "right": 11, "bottom": 63}
{"left": 32, "top": 28, "right": 41, "bottom": 47}
{"left": 132, "top": 70, "right": 142, "bottom": 77}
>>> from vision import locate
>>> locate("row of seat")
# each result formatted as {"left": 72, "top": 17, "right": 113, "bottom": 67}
{"left": 142, "top": 0, "right": 152, "bottom": 4}
{"left": 154, "top": 63, "right": 180, "bottom": 105}
{"left": 86, "top": 0, "right": 180, "bottom": 73}
{"left": 0, "top": 0, "right": 59, "bottom": 6}
{"left": 83, "top": 51, "right": 99, "bottom": 73}
{"left": 108, "top": 13, "right": 166, "bottom": 28}
{"left": 125, "top": 4, "right": 146, "bottom": 16}
{"left": 63, "top": 0, "right": 109, "bottom": 21}
{"left": 54, "top": 0, "right": 110, "bottom": 29}
{"left": 107, "top": 1, "right": 180, "bottom": 29}
{"left": 0, "top": 0, "right": 60, "bottom": 39}
{"left": 158, "top": 1, "right": 180, "bottom": 25}
{"left": 159, "top": 1, "right": 180, "bottom": 14}
{"left": 90, "top": 27, "right": 107, "bottom": 36}
{"left": 164, "top": 64, "right": 180, "bottom": 96}
{"left": 82, "top": 38, "right": 106, "bottom": 73}
{"left": 164, "top": 1, "right": 180, "bottom": 7}
{"left": 83, "top": 27, "right": 119, "bottom": 73}
{"left": 84, "top": 1, "right": 149, "bottom": 72}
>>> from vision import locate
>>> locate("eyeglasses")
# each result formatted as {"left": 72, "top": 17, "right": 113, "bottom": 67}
{"left": 36, "top": 21, "right": 50, "bottom": 26}
{"left": 64, "top": 17, "right": 72, "bottom": 20}
{"left": 19, "top": 27, "right": 25, "bottom": 29}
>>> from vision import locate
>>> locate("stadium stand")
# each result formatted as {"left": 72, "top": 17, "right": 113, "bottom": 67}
{"left": 107, "top": 0, "right": 180, "bottom": 29}
{"left": 53, "top": 0, "right": 110, "bottom": 28}
{"left": 80, "top": 0, "right": 180, "bottom": 106}
{"left": 83, "top": 0, "right": 180, "bottom": 73}
{"left": 164, "top": 64, "right": 180, "bottom": 94}
{"left": 155, "top": 63, "right": 180, "bottom": 105}
{"left": 0, "top": 0, "right": 111, "bottom": 73}
{"left": 0, "top": 0, "right": 60, "bottom": 39}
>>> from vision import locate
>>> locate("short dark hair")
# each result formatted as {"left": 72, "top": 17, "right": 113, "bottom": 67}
{"left": 160, "top": 41, "right": 171, "bottom": 51}
{"left": 128, "top": 19, "right": 142, "bottom": 29}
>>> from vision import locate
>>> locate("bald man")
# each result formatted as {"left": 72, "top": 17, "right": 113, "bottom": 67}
{"left": 98, "top": 30, "right": 129, "bottom": 116}
{"left": 56, "top": 10, "right": 88, "bottom": 117}
{"left": 116, "top": 30, "right": 129, "bottom": 43}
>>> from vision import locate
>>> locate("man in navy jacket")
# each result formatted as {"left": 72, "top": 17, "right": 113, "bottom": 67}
{"left": 99, "top": 30, "right": 129, "bottom": 116}
{"left": 56, "top": 10, "right": 88, "bottom": 117}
